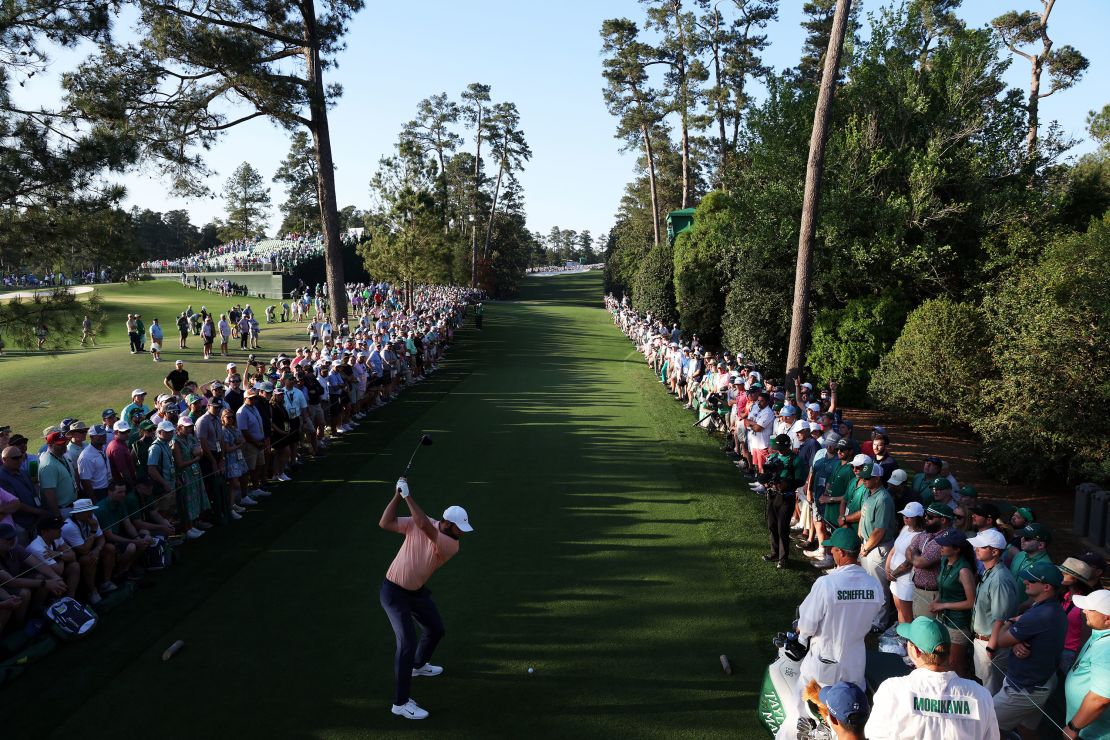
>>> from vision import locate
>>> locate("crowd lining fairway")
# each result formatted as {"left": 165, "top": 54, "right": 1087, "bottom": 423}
{"left": 3, "top": 271, "right": 806, "bottom": 738}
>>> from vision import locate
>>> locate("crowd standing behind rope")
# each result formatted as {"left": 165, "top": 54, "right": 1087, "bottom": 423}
{"left": 606, "top": 293, "right": 1110, "bottom": 740}
{"left": 0, "top": 282, "right": 483, "bottom": 663}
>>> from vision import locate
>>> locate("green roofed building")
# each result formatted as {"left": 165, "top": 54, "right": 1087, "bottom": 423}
{"left": 666, "top": 208, "right": 696, "bottom": 245}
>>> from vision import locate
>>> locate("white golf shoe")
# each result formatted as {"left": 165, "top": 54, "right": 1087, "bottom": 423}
{"left": 411, "top": 663, "right": 444, "bottom": 677}
{"left": 391, "top": 699, "right": 429, "bottom": 720}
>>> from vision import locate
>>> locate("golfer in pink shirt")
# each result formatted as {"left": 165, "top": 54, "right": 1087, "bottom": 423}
{"left": 379, "top": 477, "right": 473, "bottom": 720}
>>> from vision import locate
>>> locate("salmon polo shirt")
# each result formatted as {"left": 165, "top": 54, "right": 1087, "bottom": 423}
{"left": 386, "top": 517, "right": 460, "bottom": 591}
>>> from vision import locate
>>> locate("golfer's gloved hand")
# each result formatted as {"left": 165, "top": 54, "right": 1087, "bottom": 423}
{"left": 396, "top": 478, "right": 410, "bottom": 498}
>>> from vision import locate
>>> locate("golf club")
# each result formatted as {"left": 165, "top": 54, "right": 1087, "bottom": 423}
{"left": 401, "top": 433, "right": 434, "bottom": 478}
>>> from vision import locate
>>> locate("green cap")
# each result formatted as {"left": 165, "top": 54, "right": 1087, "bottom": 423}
{"left": 1019, "top": 522, "right": 1052, "bottom": 543}
{"left": 821, "top": 527, "right": 861, "bottom": 552}
{"left": 138, "top": 420, "right": 155, "bottom": 431}
{"left": 896, "top": 617, "right": 950, "bottom": 654}
{"left": 1021, "top": 560, "right": 1063, "bottom": 587}
{"left": 1014, "top": 506, "right": 1035, "bottom": 523}
{"left": 930, "top": 477, "right": 952, "bottom": 490}
{"left": 860, "top": 462, "right": 883, "bottom": 479}
{"left": 185, "top": 393, "right": 201, "bottom": 404}
{"left": 959, "top": 485, "right": 978, "bottom": 499}
{"left": 925, "top": 503, "right": 955, "bottom": 520}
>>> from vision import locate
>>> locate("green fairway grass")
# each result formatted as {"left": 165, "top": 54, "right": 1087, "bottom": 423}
{"left": 2, "top": 271, "right": 807, "bottom": 738}
{"left": 0, "top": 281, "right": 311, "bottom": 435}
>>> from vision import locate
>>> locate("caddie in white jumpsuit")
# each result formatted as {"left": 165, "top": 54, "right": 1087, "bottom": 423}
{"left": 866, "top": 616, "right": 999, "bottom": 740}
{"left": 776, "top": 527, "right": 883, "bottom": 740}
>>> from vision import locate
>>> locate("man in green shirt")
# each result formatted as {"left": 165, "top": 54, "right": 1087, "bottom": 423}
{"left": 809, "top": 440, "right": 855, "bottom": 569}
{"left": 95, "top": 481, "right": 151, "bottom": 578}
{"left": 857, "top": 462, "right": 895, "bottom": 629}
{"left": 841, "top": 454, "right": 873, "bottom": 527}
{"left": 1065, "top": 590, "right": 1110, "bottom": 739}
{"left": 910, "top": 455, "right": 942, "bottom": 500}
{"left": 968, "top": 528, "right": 1021, "bottom": 694}
{"left": 38, "top": 431, "right": 77, "bottom": 515}
{"left": 1008, "top": 522, "right": 1052, "bottom": 578}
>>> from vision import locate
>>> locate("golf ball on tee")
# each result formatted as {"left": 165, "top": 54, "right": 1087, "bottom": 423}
{"left": 528, "top": 667, "right": 534, "bottom": 674}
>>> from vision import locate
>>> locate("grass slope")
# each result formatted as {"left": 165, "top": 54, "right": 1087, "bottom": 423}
{"left": 0, "top": 282, "right": 311, "bottom": 435}
{"left": 4, "top": 271, "right": 806, "bottom": 738}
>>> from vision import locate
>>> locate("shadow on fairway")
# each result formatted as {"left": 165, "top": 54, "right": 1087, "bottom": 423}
{"left": 3, "top": 272, "right": 807, "bottom": 740}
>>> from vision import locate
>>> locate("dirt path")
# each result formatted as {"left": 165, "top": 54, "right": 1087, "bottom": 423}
{"left": 845, "top": 407, "right": 1105, "bottom": 570}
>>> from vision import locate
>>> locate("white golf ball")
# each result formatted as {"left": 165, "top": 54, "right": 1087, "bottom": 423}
{"left": 527, "top": 667, "right": 534, "bottom": 674}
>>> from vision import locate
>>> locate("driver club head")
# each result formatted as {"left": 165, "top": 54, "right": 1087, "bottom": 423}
{"left": 420, "top": 433, "right": 433, "bottom": 447}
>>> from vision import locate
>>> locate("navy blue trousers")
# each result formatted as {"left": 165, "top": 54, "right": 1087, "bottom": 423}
{"left": 380, "top": 578, "right": 445, "bottom": 705}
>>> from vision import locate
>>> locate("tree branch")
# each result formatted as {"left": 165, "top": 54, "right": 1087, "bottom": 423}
{"left": 148, "top": 4, "right": 304, "bottom": 47}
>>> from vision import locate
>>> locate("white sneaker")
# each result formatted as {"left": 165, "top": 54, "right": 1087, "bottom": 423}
{"left": 88, "top": 590, "right": 103, "bottom": 605}
{"left": 278, "top": 474, "right": 292, "bottom": 482}
{"left": 804, "top": 548, "right": 824, "bottom": 559}
{"left": 232, "top": 504, "right": 246, "bottom": 513}
{"left": 240, "top": 496, "right": 258, "bottom": 506}
{"left": 812, "top": 556, "right": 835, "bottom": 569}
{"left": 751, "top": 484, "right": 766, "bottom": 493}
{"left": 411, "top": 663, "right": 444, "bottom": 677}
{"left": 391, "top": 699, "right": 428, "bottom": 720}
{"left": 231, "top": 510, "right": 243, "bottom": 520}
{"left": 186, "top": 527, "right": 205, "bottom": 539}
{"left": 99, "top": 581, "right": 118, "bottom": 594}
{"left": 790, "top": 521, "right": 803, "bottom": 530}
{"left": 250, "top": 489, "right": 272, "bottom": 497}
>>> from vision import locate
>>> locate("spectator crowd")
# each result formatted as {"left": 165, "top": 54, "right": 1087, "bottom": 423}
{"left": 140, "top": 233, "right": 342, "bottom": 275}
{"left": 0, "top": 282, "right": 480, "bottom": 669}
{"left": 607, "top": 293, "right": 1110, "bottom": 740}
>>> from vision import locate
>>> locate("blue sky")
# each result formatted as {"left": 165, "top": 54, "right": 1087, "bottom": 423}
{"left": 15, "top": 0, "right": 1110, "bottom": 244}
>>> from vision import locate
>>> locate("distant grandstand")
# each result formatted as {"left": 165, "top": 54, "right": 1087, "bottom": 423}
{"left": 141, "top": 233, "right": 369, "bottom": 299}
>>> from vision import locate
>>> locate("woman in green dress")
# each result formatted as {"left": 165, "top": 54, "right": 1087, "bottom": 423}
{"left": 929, "top": 529, "right": 977, "bottom": 677}
{"left": 171, "top": 416, "right": 209, "bottom": 538}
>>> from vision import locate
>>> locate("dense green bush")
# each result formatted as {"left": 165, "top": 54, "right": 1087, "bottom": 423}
{"left": 868, "top": 297, "right": 992, "bottom": 426}
{"left": 976, "top": 213, "right": 1110, "bottom": 485}
{"left": 632, "top": 240, "right": 676, "bottom": 324}
{"left": 721, "top": 273, "right": 792, "bottom": 371}
{"left": 806, "top": 293, "right": 908, "bottom": 405}
{"left": 672, "top": 191, "right": 735, "bottom": 344}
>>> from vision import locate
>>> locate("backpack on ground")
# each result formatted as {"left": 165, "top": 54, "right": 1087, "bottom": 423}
{"left": 44, "top": 596, "right": 98, "bottom": 640}
{"left": 145, "top": 534, "right": 172, "bottom": 570}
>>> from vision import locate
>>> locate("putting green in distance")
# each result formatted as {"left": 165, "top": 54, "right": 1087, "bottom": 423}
{"left": 1, "top": 271, "right": 805, "bottom": 738}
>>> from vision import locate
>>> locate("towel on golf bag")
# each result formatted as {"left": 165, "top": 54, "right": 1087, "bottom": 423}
{"left": 44, "top": 597, "right": 98, "bottom": 640}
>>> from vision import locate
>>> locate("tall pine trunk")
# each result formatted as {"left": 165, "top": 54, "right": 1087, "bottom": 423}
{"left": 1025, "top": 51, "right": 1044, "bottom": 159}
{"left": 642, "top": 123, "right": 661, "bottom": 249}
{"left": 303, "top": 5, "right": 346, "bottom": 321}
{"left": 674, "top": 2, "right": 691, "bottom": 208}
{"left": 471, "top": 104, "right": 484, "bottom": 288}
{"left": 785, "top": 0, "right": 851, "bottom": 381}
{"left": 483, "top": 157, "right": 504, "bottom": 259}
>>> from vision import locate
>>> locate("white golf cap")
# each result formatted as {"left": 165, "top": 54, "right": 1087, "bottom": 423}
{"left": 888, "top": 469, "right": 908, "bottom": 486}
{"left": 226, "top": 362, "right": 237, "bottom": 369}
{"left": 1072, "top": 589, "right": 1110, "bottom": 616}
{"left": 157, "top": 421, "right": 175, "bottom": 433}
{"left": 112, "top": 420, "right": 131, "bottom": 432}
{"left": 967, "top": 528, "right": 1007, "bottom": 550}
{"left": 898, "top": 501, "right": 925, "bottom": 518}
{"left": 851, "top": 453, "right": 873, "bottom": 467}
{"left": 442, "top": 505, "right": 474, "bottom": 532}
{"left": 806, "top": 402, "right": 821, "bottom": 412}
{"left": 131, "top": 388, "right": 147, "bottom": 397}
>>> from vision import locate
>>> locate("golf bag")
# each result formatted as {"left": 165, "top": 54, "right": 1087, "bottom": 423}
{"left": 694, "top": 393, "right": 728, "bottom": 434}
